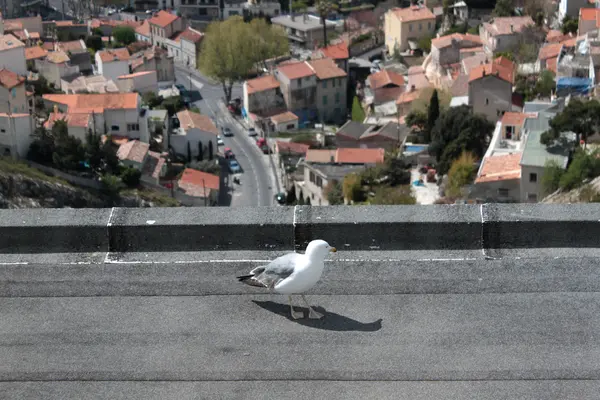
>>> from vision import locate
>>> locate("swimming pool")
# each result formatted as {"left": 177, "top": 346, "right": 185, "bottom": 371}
{"left": 404, "top": 145, "right": 428, "bottom": 153}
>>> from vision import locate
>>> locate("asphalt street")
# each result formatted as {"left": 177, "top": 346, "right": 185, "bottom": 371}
{"left": 174, "top": 66, "right": 275, "bottom": 207}
{"left": 2, "top": 253, "right": 600, "bottom": 398}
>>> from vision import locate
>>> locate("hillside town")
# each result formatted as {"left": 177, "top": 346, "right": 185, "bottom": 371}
{"left": 2, "top": 0, "right": 600, "bottom": 207}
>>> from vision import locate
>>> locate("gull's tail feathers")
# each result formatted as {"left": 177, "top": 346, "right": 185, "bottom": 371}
{"left": 237, "top": 266, "right": 267, "bottom": 288}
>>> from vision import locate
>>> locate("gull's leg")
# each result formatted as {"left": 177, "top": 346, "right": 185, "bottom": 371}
{"left": 301, "top": 295, "right": 324, "bottom": 319}
{"left": 288, "top": 295, "right": 304, "bottom": 319}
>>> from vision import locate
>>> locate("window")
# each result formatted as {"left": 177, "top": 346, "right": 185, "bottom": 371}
{"left": 335, "top": 92, "right": 340, "bottom": 104}
{"left": 529, "top": 173, "right": 537, "bottom": 183}
{"left": 111, "top": 125, "right": 119, "bottom": 131}
{"left": 11, "top": 88, "right": 16, "bottom": 98}
{"left": 323, "top": 95, "right": 327, "bottom": 105}
{"left": 486, "top": 98, "right": 489, "bottom": 105}
{"left": 127, "top": 123, "right": 140, "bottom": 132}
{"left": 527, "top": 193, "right": 538, "bottom": 202}
{"left": 498, "top": 188, "right": 509, "bottom": 197}
{"left": 332, "top": 79, "right": 336, "bottom": 88}
{"left": 322, "top": 80, "right": 327, "bottom": 89}
{"left": 419, "top": 23, "right": 422, "bottom": 31}
{"left": 0, "top": 129, "right": 5, "bottom": 133}
{"left": 309, "top": 171, "right": 315, "bottom": 183}
{"left": 286, "top": 123, "right": 295, "bottom": 129}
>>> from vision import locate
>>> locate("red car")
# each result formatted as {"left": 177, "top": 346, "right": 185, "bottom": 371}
{"left": 224, "top": 147, "right": 235, "bottom": 159}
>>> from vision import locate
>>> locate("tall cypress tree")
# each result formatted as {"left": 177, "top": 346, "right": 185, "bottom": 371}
{"left": 426, "top": 89, "right": 440, "bottom": 143}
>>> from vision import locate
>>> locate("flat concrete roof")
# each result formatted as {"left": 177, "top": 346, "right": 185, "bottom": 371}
{"left": 2, "top": 205, "right": 600, "bottom": 398}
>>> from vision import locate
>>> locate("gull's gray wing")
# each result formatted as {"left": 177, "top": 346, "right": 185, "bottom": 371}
{"left": 249, "top": 253, "right": 302, "bottom": 289}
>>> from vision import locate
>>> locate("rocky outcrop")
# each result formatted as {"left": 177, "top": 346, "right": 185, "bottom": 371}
{"left": 0, "top": 170, "right": 155, "bottom": 209}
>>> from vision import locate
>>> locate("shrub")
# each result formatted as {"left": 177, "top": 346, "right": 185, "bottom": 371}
{"left": 120, "top": 167, "right": 141, "bottom": 188}
{"left": 446, "top": 152, "right": 477, "bottom": 199}
{"left": 541, "top": 159, "right": 564, "bottom": 195}
{"left": 369, "top": 185, "right": 416, "bottom": 205}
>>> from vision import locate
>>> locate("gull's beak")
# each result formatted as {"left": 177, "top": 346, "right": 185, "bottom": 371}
{"left": 330, "top": 247, "right": 337, "bottom": 253}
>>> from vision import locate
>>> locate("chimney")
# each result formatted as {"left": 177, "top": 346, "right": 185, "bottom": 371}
{"left": 510, "top": 24, "right": 514, "bottom": 33}
{"left": 410, "top": 84, "right": 415, "bottom": 92}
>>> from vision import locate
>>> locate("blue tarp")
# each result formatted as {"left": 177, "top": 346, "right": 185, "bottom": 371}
{"left": 556, "top": 77, "right": 593, "bottom": 96}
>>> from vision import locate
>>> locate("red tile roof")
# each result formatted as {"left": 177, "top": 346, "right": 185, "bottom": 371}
{"left": 482, "top": 16, "right": 534, "bottom": 36}
{"left": 276, "top": 140, "right": 309, "bottom": 155}
{"left": 468, "top": 56, "right": 515, "bottom": 84}
{"left": 43, "top": 93, "right": 139, "bottom": 113}
{"left": 277, "top": 61, "right": 315, "bottom": 80}
{"left": 475, "top": 153, "right": 522, "bottom": 184}
{"left": 0, "top": 68, "right": 25, "bottom": 89}
{"left": 117, "top": 140, "right": 150, "bottom": 163}
{"left": 24, "top": 46, "right": 48, "bottom": 60}
{"left": 335, "top": 148, "right": 385, "bottom": 164}
{"left": 431, "top": 33, "right": 482, "bottom": 49}
{"left": 368, "top": 69, "right": 405, "bottom": 90}
{"left": 44, "top": 112, "right": 91, "bottom": 129}
{"left": 538, "top": 43, "right": 563, "bottom": 60}
{"left": 308, "top": 58, "right": 347, "bottom": 80}
{"left": 172, "top": 28, "right": 203, "bottom": 43}
{"left": 177, "top": 110, "right": 218, "bottom": 135}
{"left": 142, "top": 150, "right": 166, "bottom": 179}
{"left": 46, "top": 50, "right": 70, "bottom": 64}
{"left": 148, "top": 10, "right": 179, "bottom": 28}
{"left": 178, "top": 168, "right": 220, "bottom": 197}
{"left": 391, "top": 6, "right": 435, "bottom": 22}
{"left": 97, "top": 48, "right": 130, "bottom": 63}
{"left": 118, "top": 70, "right": 155, "bottom": 79}
{"left": 580, "top": 7, "right": 599, "bottom": 21}
{"left": 246, "top": 75, "right": 280, "bottom": 94}
{"left": 500, "top": 112, "right": 534, "bottom": 127}
{"left": 56, "top": 40, "right": 85, "bottom": 52}
{"left": 396, "top": 88, "right": 421, "bottom": 104}
{"left": 270, "top": 111, "right": 298, "bottom": 124}
{"left": 319, "top": 42, "right": 349, "bottom": 60}
{"left": 546, "top": 56, "right": 558, "bottom": 74}
{"left": 135, "top": 20, "right": 151, "bottom": 37}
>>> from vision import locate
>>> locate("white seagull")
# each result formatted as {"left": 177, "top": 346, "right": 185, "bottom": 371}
{"left": 237, "top": 239, "right": 337, "bottom": 319}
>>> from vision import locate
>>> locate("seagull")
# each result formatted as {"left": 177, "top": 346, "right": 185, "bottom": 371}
{"left": 237, "top": 239, "right": 337, "bottom": 320}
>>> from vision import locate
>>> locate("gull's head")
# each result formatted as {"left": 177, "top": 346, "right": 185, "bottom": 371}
{"left": 305, "top": 239, "right": 336, "bottom": 260}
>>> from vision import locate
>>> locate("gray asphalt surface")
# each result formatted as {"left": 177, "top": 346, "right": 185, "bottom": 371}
{"left": 1, "top": 253, "right": 600, "bottom": 398}
{"left": 174, "top": 66, "right": 274, "bottom": 207}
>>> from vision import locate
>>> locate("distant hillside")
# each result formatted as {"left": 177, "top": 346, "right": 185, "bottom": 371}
{"left": 541, "top": 176, "right": 600, "bottom": 204}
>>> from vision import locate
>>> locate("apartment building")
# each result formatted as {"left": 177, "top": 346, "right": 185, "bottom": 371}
{"left": 384, "top": 5, "right": 436, "bottom": 54}
{"left": 0, "top": 69, "right": 29, "bottom": 115}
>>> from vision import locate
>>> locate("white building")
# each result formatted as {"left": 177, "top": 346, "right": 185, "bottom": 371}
{"left": 0, "top": 68, "right": 30, "bottom": 115}
{"left": 117, "top": 70, "right": 158, "bottom": 94}
{"left": 0, "top": 34, "right": 26, "bottom": 76}
{"left": 35, "top": 51, "right": 80, "bottom": 88}
{"left": 42, "top": 93, "right": 150, "bottom": 143}
{"left": 559, "top": 0, "right": 590, "bottom": 22}
{"left": 170, "top": 109, "right": 218, "bottom": 160}
{"left": 95, "top": 48, "right": 131, "bottom": 82}
{"left": 44, "top": 111, "right": 93, "bottom": 143}
{"left": 165, "top": 27, "right": 203, "bottom": 68}
{"left": 222, "top": 0, "right": 281, "bottom": 19}
{"left": 0, "top": 112, "right": 33, "bottom": 159}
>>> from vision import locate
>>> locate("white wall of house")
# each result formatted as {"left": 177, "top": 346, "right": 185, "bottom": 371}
{"left": 136, "top": 33, "right": 151, "bottom": 43}
{"left": 170, "top": 127, "right": 216, "bottom": 159}
{"left": 244, "top": 87, "right": 281, "bottom": 115}
{"left": 180, "top": 38, "right": 198, "bottom": 68}
{"left": 273, "top": 119, "right": 298, "bottom": 132}
{"left": 99, "top": 108, "right": 149, "bottom": 143}
{"left": 0, "top": 47, "right": 27, "bottom": 76}
{"left": 117, "top": 71, "right": 158, "bottom": 94}
{"left": 35, "top": 60, "right": 80, "bottom": 88}
{"left": 520, "top": 165, "right": 545, "bottom": 203}
{"left": 301, "top": 164, "right": 330, "bottom": 206}
{"left": 0, "top": 83, "right": 29, "bottom": 114}
{"left": 0, "top": 113, "right": 33, "bottom": 159}
{"left": 96, "top": 55, "right": 130, "bottom": 82}
{"left": 68, "top": 125, "right": 89, "bottom": 143}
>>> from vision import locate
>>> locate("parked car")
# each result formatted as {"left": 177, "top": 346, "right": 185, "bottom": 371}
{"left": 224, "top": 147, "right": 234, "bottom": 159}
{"left": 217, "top": 135, "right": 224, "bottom": 146}
{"left": 223, "top": 127, "right": 233, "bottom": 137}
{"left": 228, "top": 159, "right": 242, "bottom": 173}
{"left": 248, "top": 127, "right": 257, "bottom": 137}
{"left": 256, "top": 137, "right": 270, "bottom": 154}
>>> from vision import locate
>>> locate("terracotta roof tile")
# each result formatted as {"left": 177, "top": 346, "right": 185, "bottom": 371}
{"left": 142, "top": 150, "right": 166, "bottom": 179}
{"left": 46, "top": 50, "right": 70, "bottom": 64}
{"left": 277, "top": 61, "right": 315, "bottom": 80}
{"left": 148, "top": 10, "right": 179, "bottom": 28}
{"left": 0, "top": 68, "right": 25, "bottom": 89}
{"left": 176, "top": 110, "right": 218, "bottom": 135}
{"left": 171, "top": 27, "right": 203, "bottom": 43}
{"left": 12, "top": 30, "right": 27, "bottom": 41}
{"left": 117, "top": 140, "right": 150, "bottom": 163}
{"left": 396, "top": 88, "right": 421, "bottom": 104}
{"left": 475, "top": 153, "right": 522, "bottom": 184}
{"left": 431, "top": 33, "right": 482, "bottom": 49}
{"left": 28, "top": 32, "right": 40, "bottom": 40}
{"left": 3, "top": 21, "right": 23, "bottom": 31}
{"left": 275, "top": 140, "right": 309, "bottom": 155}
{"left": 0, "top": 34, "right": 25, "bottom": 51}
{"left": 468, "top": 56, "right": 515, "bottom": 84}
{"left": 42, "top": 42, "right": 54, "bottom": 50}
{"left": 500, "top": 112, "right": 534, "bottom": 127}
{"left": 305, "top": 149, "right": 336, "bottom": 163}
{"left": 546, "top": 56, "right": 558, "bottom": 74}
{"left": 270, "top": 111, "right": 298, "bottom": 124}
{"left": 560, "top": 36, "right": 578, "bottom": 48}
{"left": 391, "top": 5, "right": 435, "bottom": 22}
{"left": 336, "top": 148, "right": 385, "bottom": 164}
{"left": 308, "top": 58, "right": 347, "bottom": 80}
{"left": 136, "top": 20, "right": 151, "bottom": 37}
{"left": 368, "top": 69, "right": 405, "bottom": 90}
{"left": 580, "top": 7, "right": 599, "bottom": 21}
{"left": 482, "top": 16, "right": 534, "bottom": 36}
{"left": 43, "top": 93, "right": 139, "bottom": 113}
{"left": 56, "top": 40, "right": 85, "bottom": 52}
{"left": 246, "top": 75, "right": 280, "bottom": 94}
{"left": 318, "top": 42, "right": 349, "bottom": 60}
{"left": 97, "top": 48, "right": 130, "bottom": 63}
{"left": 44, "top": 112, "right": 91, "bottom": 129}
{"left": 538, "top": 43, "right": 563, "bottom": 61}
{"left": 178, "top": 168, "right": 220, "bottom": 197}
{"left": 24, "top": 46, "right": 48, "bottom": 60}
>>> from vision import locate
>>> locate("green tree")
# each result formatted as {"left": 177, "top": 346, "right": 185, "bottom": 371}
{"left": 247, "top": 18, "right": 289, "bottom": 72}
{"left": 159, "top": 96, "right": 184, "bottom": 116}
{"left": 113, "top": 26, "right": 136, "bottom": 45}
{"left": 120, "top": 167, "right": 141, "bottom": 188}
{"left": 342, "top": 173, "right": 364, "bottom": 203}
{"left": 85, "top": 129, "right": 103, "bottom": 171}
{"left": 446, "top": 151, "right": 477, "bottom": 198}
{"left": 405, "top": 110, "right": 427, "bottom": 135}
{"left": 27, "top": 126, "right": 56, "bottom": 165}
{"left": 417, "top": 35, "right": 434, "bottom": 53}
{"left": 85, "top": 35, "right": 103, "bottom": 52}
{"left": 315, "top": 0, "right": 337, "bottom": 47}
{"left": 324, "top": 180, "right": 344, "bottom": 205}
{"left": 369, "top": 186, "right": 416, "bottom": 205}
{"left": 383, "top": 155, "right": 411, "bottom": 186}
{"left": 426, "top": 89, "right": 440, "bottom": 143}
{"left": 494, "top": 51, "right": 515, "bottom": 62}
{"left": 542, "top": 159, "right": 564, "bottom": 196}
{"left": 189, "top": 160, "right": 221, "bottom": 175}
{"left": 142, "top": 92, "right": 162, "bottom": 108}
{"left": 429, "top": 105, "right": 494, "bottom": 175}
{"left": 540, "top": 98, "right": 600, "bottom": 146}
{"left": 559, "top": 150, "right": 600, "bottom": 191}
{"left": 562, "top": 16, "right": 578, "bottom": 34}
{"left": 101, "top": 136, "right": 120, "bottom": 174}
{"left": 493, "top": 0, "right": 514, "bottom": 17}
{"left": 101, "top": 173, "right": 123, "bottom": 199}
{"left": 51, "top": 120, "right": 85, "bottom": 171}
{"left": 351, "top": 96, "right": 365, "bottom": 122}
{"left": 534, "top": 70, "right": 556, "bottom": 98}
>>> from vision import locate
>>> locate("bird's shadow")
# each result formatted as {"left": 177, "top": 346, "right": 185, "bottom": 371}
{"left": 252, "top": 300, "right": 383, "bottom": 332}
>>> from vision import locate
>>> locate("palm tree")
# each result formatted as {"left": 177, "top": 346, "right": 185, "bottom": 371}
{"left": 315, "top": 0, "right": 337, "bottom": 47}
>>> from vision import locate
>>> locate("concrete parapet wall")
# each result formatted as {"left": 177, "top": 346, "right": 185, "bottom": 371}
{"left": 1, "top": 204, "right": 600, "bottom": 254}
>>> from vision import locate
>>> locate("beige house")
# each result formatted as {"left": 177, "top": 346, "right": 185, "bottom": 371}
{"left": 0, "top": 112, "right": 33, "bottom": 158}
{"left": 274, "top": 61, "right": 318, "bottom": 124}
{"left": 270, "top": 111, "right": 299, "bottom": 132}
{"left": 0, "top": 68, "right": 29, "bottom": 115}
{"left": 117, "top": 139, "right": 151, "bottom": 169}
{"left": 170, "top": 110, "right": 218, "bottom": 161}
{"left": 130, "top": 46, "right": 175, "bottom": 83}
{"left": 95, "top": 48, "right": 130, "bottom": 82}
{"left": 480, "top": 16, "right": 534, "bottom": 54}
{"left": 35, "top": 51, "right": 80, "bottom": 89}
{"left": 44, "top": 111, "right": 93, "bottom": 143}
{"left": 0, "top": 34, "right": 26, "bottom": 76}
{"left": 243, "top": 74, "right": 286, "bottom": 118}
{"left": 117, "top": 70, "right": 158, "bottom": 94}
{"left": 468, "top": 56, "right": 515, "bottom": 122}
{"left": 307, "top": 58, "right": 348, "bottom": 124}
{"left": 177, "top": 168, "right": 220, "bottom": 207}
{"left": 148, "top": 11, "right": 185, "bottom": 49}
{"left": 384, "top": 5, "right": 436, "bottom": 54}
{"left": 271, "top": 14, "right": 337, "bottom": 49}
